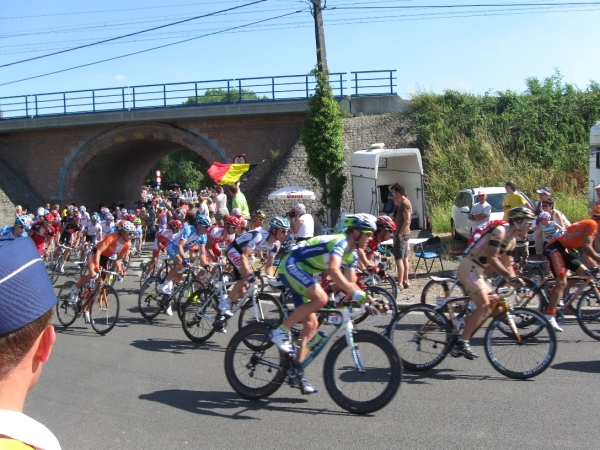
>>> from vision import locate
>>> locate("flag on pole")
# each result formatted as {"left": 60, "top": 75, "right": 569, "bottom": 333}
{"left": 207, "top": 162, "right": 252, "bottom": 185}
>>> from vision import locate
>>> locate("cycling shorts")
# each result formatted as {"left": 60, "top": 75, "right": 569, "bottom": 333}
{"left": 85, "top": 234, "right": 96, "bottom": 243}
{"left": 59, "top": 231, "right": 74, "bottom": 246}
{"left": 457, "top": 259, "right": 491, "bottom": 297}
{"left": 225, "top": 247, "right": 243, "bottom": 280}
{"left": 165, "top": 242, "right": 179, "bottom": 261}
{"left": 87, "top": 252, "right": 110, "bottom": 270}
{"left": 543, "top": 241, "right": 582, "bottom": 278}
{"left": 278, "top": 254, "right": 317, "bottom": 307}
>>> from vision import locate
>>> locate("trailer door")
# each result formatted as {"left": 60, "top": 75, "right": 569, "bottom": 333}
{"left": 352, "top": 176, "right": 378, "bottom": 216}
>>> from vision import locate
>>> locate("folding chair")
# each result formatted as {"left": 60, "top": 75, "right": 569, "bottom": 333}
{"left": 413, "top": 236, "right": 444, "bottom": 277}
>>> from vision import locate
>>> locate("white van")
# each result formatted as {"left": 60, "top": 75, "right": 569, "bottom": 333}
{"left": 589, "top": 121, "right": 600, "bottom": 210}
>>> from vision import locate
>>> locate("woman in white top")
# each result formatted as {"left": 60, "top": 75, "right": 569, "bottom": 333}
{"left": 214, "top": 185, "right": 229, "bottom": 225}
{"left": 290, "top": 203, "right": 314, "bottom": 242}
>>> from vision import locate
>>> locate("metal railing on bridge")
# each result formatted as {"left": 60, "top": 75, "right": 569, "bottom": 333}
{"left": 0, "top": 70, "right": 396, "bottom": 120}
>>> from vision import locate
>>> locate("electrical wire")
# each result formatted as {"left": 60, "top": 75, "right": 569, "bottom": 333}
{"left": 0, "top": 0, "right": 267, "bottom": 69}
{"left": 0, "top": 9, "right": 304, "bottom": 87}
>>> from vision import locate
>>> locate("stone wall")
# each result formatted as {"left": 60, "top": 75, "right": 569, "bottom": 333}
{"left": 0, "top": 158, "right": 46, "bottom": 226}
{"left": 248, "top": 112, "right": 416, "bottom": 231}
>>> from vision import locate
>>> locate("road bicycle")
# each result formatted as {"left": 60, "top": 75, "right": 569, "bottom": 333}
{"left": 139, "top": 254, "right": 172, "bottom": 287}
{"left": 55, "top": 268, "right": 121, "bottom": 335}
{"left": 181, "top": 270, "right": 284, "bottom": 343}
{"left": 386, "top": 285, "right": 557, "bottom": 379}
{"left": 46, "top": 243, "right": 72, "bottom": 284}
{"left": 224, "top": 304, "right": 402, "bottom": 415}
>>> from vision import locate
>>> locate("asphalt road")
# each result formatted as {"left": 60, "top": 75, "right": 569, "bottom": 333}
{"left": 24, "top": 251, "right": 600, "bottom": 450}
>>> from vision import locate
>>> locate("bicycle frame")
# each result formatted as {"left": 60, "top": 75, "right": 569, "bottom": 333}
{"left": 522, "top": 274, "right": 600, "bottom": 314}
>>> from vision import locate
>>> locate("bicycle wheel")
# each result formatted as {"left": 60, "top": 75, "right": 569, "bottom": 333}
{"left": 181, "top": 289, "right": 217, "bottom": 343}
{"left": 576, "top": 287, "right": 600, "bottom": 340}
{"left": 89, "top": 285, "right": 120, "bottom": 335}
{"left": 368, "top": 274, "right": 398, "bottom": 301}
{"left": 323, "top": 330, "right": 402, "bottom": 414}
{"left": 484, "top": 307, "right": 556, "bottom": 379}
{"left": 387, "top": 304, "right": 451, "bottom": 371}
{"left": 366, "top": 285, "right": 398, "bottom": 318}
{"left": 176, "top": 280, "right": 205, "bottom": 322}
{"left": 238, "top": 293, "right": 285, "bottom": 331}
{"left": 224, "top": 323, "right": 286, "bottom": 399}
{"left": 49, "top": 255, "right": 64, "bottom": 284}
{"left": 55, "top": 281, "right": 78, "bottom": 327}
{"left": 420, "top": 277, "right": 467, "bottom": 308}
{"left": 138, "top": 277, "right": 164, "bottom": 321}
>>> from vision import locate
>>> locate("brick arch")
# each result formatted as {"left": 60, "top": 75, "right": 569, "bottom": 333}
{"left": 59, "top": 123, "right": 227, "bottom": 206}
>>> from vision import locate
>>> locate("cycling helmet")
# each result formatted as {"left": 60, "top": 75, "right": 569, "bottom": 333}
{"left": 231, "top": 208, "right": 243, "bottom": 217}
{"left": 71, "top": 211, "right": 81, "bottom": 220}
{"left": 269, "top": 216, "right": 290, "bottom": 230}
{"left": 125, "top": 213, "right": 136, "bottom": 222}
{"left": 170, "top": 220, "right": 183, "bottom": 229}
{"left": 507, "top": 206, "right": 535, "bottom": 222}
{"left": 252, "top": 210, "right": 267, "bottom": 220}
{"left": 133, "top": 218, "right": 142, "bottom": 225}
{"left": 43, "top": 213, "right": 54, "bottom": 223}
{"left": 225, "top": 216, "right": 242, "bottom": 228}
{"left": 121, "top": 209, "right": 127, "bottom": 214}
{"left": 15, "top": 215, "right": 31, "bottom": 227}
{"left": 592, "top": 205, "right": 600, "bottom": 218}
{"left": 37, "top": 207, "right": 44, "bottom": 217}
{"left": 293, "top": 203, "right": 306, "bottom": 213}
{"left": 376, "top": 215, "right": 396, "bottom": 231}
{"left": 343, "top": 213, "right": 377, "bottom": 232}
{"left": 196, "top": 215, "right": 211, "bottom": 227}
{"left": 79, "top": 206, "right": 86, "bottom": 212}
{"left": 122, "top": 221, "right": 136, "bottom": 233}
{"left": 91, "top": 214, "right": 100, "bottom": 222}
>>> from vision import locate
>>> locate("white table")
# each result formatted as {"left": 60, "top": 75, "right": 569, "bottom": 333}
{"left": 380, "top": 237, "right": 429, "bottom": 249}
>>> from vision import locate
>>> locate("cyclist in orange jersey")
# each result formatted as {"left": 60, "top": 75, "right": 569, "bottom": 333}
{"left": 542, "top": 207, "right": 600, "bottom": 331}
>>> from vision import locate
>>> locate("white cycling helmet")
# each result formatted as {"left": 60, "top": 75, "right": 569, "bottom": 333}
{"left": 79, "top": 206, "right": 86, "bottom": 212}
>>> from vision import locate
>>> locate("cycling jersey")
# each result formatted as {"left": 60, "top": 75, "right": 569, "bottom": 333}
{"left": 278, "top": 234, "right": 358, "bottom": 306}
{"left": 152, "top": 228, "right": 173, "bottom": 255}
{"left": 547, "top": 219, "right": 597, "bottom": 249}
{"left": 165, "top": 224, "right": 207, "bottom": 259}
{"left": 364, "top": 237, "right": 380, "bottom": 255}
{"left": 84, "top": 222, "right": 102, "bottom": 237}
{"left": 61, "top": 219, "right": 82, "bottom": 235}
{"left": 101, "top": 220, "right": 114, "bottom": 236}
{"left": 96, "top": 232, "right": 130, "bottom": 258}
{"left": 80, "top": 211, "right": 91, "bottom": 228}
{"left": 29, "top": 222, "right": 54, "bottom": 254}
{"left": 230, "top": 229, "right": 280, "bottom": 257}
{"left": 207, "top": 225, "right": 235, "bottom": 257}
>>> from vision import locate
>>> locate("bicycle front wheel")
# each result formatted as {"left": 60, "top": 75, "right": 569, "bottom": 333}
{"left": 49, "top": 255, "right": 64, "bottom": 284}
{"left": 224, "top": 323, "right": 286, "bottom": 399}
{"left": 323, "top": 330, "right": 402, "bottom": 414}
{"left": 56, "top": 281, "right": 78, "bottom": 327}
{"left": 420, "top": 277, "right": 466, "bottom": 308}
{"left": 387, "top": 304, "right": 451, "bottom": 371}
{"left": 89, "top": 285, "right": 120, "bottom": 335}
{"left": 485, "top": 307, "right": 556, "bottom": 379}
{"left": 138, "top": 277, "right": 164, "bottom": 321}
{"left": 576, "top": 287, "right": 600, "bottom": 340}
{"left": 181, "top": 289, "right": 217, "bottom": 343}
{"left": 238, "top": 293, "right": 284, "bottom": 330}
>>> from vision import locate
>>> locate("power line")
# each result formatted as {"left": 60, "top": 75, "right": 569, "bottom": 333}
{"left": 0, "top": 0, "right": 267, "bottom": 69}
{"left": 330, "top": 1, "right": 600, "bottom": 9}
{"left": 0, "top": 9, "right": 304, "bottom": 87}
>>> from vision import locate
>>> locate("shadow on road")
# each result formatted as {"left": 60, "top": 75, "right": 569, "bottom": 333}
{"left": 401, "top": 367, "right": 512, "bottom": 384}
{"left": 551, "top": 360, "right": 600, "bottom": 373}
{"left": 130, "top": 337, "right": 224, "bottom": 354}
{"left": 139, "top": 389, "right": 351, "bottom": 418}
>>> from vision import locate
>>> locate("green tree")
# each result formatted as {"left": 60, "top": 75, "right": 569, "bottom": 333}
{"left": 184, "top": 88, "right": 267, "bottom": 104}
{"left": 301, "top": 69, "right": 345, "bottom": 225}
{"left": 144, "top": 149, "right": 210, "bottom": 190}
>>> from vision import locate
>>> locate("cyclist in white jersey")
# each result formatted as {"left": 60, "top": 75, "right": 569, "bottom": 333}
{"left": 206, "top": 216, "right": 240, "bottom": 261}
{"left": 219, "top": 216, "right": 290, "bottom": 316}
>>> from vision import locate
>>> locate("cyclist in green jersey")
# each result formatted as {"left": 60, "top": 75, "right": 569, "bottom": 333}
{"left": 270, "top": 214, "right": 377, "bottom": 393}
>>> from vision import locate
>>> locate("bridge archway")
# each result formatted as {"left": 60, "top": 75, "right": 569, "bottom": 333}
{"left": 60, "top": 124, "right": 226, "bottom": 207}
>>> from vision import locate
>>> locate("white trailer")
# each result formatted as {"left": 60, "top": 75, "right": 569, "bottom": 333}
{"left": 350, "top": 145, "right": 427, "bottom": 229}
{"left": 589, "top": 121, "right": 600, "bottom": 210}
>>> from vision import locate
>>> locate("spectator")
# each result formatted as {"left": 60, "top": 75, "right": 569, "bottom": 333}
{"left": 391, "top": 182, "right": 412, "bottom": 290}
{"left": 14, "top": 205, "right": 23, "bottom": 218}
{"left": 214, "top": 185, "right": 229, "bottom": 225}
{"left": 536, "top": 198, "right": 569, "bottom": 254}
{"left": 207, "top": 197, "right": 216, "bottom": 224}
{"left": 468, "top": 189, "right": 491, "bottom": 230}
{"left": 197, "top": 196, "right": 210, "bottom": 218}
{"left": 502, "top": 181, "right": 530, "bottom": 220}
{"left": 0, "top": 237, "right": 60, "bottom": 450}
{"left": 534, "top": 187, "right": 551, "bottom": 216}
{"left": 594, "top": 184, "right": 600, "bottom": 207}
{"left": 229, "top": 185, "right": 250, "bottom": 220}
{"left": 290, "top": 203, "right": 314, "bottom": 242}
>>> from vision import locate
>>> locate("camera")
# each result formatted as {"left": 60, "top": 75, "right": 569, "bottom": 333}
{"left": 287, "top": 210, "right": 295, "bottom": 218}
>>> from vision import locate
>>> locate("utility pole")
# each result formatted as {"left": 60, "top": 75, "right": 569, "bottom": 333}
{"left": 310, "top": 0, "right": 328, "bottom": 73}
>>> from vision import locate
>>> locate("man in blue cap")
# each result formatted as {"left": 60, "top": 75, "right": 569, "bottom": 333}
{"left": 0, "top": 237, "right": 61, "bottom": 449}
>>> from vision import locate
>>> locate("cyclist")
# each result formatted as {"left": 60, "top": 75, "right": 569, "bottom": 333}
{"left": 143, "top": 219, "right": 183, "bottom": 282}
{"left": 206, "top": 216, "right": 241, "bottom": 261}
{"left": 53, "top": 211, "right": 83, "bottom": 272}
{"left": 2, "top": 215, "right": 32, "bottom": 239}
{"left": 541, "top": 206, "right": 600, "bottom": 332}
{"left": 159, "top": 215, "right": 212, "bottom": 316}
{"left": 453, "top": 206, "right": 534, "bottom": 359}
{"left": 29, "top": 214, "right": 55, "bottom": 258}
{"left": 70, "top": 221, "right": 136, "bottom": 324}
{"left": 269, "top": 214, "right": 376, "bottom": 393}
{"left": 219, "top": 216, "right": 290, "bottom": 317}
{"left": 132, "top": 217, "right": 144, "bottom": 255}
{"left": 101, "top": 213, "right": 115, "bottom": 236}
{"left": 247, "top": 210, "right": 267, "bottom": 231}
{"left": 357, "top": 214, "right": 396, "bottom": 270}
{"left": 231, "top": 208, "right": 247, "bottom": 230}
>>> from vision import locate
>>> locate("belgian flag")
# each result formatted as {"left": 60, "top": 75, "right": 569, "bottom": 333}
{"left": 207, "top": 162, "right": 259, "bottom": 185}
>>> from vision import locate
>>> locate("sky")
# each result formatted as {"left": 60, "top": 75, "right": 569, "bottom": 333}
{"left": 0, "top": 0, "right": 599, "bottom": 105}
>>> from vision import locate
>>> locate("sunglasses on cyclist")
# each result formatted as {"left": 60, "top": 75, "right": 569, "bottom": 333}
{"left": 360, "top": 230, "right": 374, "bottom": 237}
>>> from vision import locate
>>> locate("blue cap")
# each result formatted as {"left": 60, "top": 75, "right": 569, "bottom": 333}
{"left": 0, "top": 237, "right": 56, "bottom": 336}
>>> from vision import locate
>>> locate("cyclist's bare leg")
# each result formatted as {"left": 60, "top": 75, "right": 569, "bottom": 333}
{"left": 297, "top": 312, "right": 319, "bottom": 363}
{"left": 460, "top": 290, "right": 491, "bottom": 342}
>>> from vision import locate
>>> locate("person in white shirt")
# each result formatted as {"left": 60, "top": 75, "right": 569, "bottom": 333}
{"left": 0, "top": 237, "right": 61, "bottom": 450}
{"left": 290, "top": 203, "right": 314, "bottom": 242}
{"left": 468, "top": 190, "right": 492, "bottom": 231}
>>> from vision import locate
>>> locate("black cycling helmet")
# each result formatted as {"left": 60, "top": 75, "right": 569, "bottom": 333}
{"left": 508, "top": 206, "right": 535, "bottom": 222}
